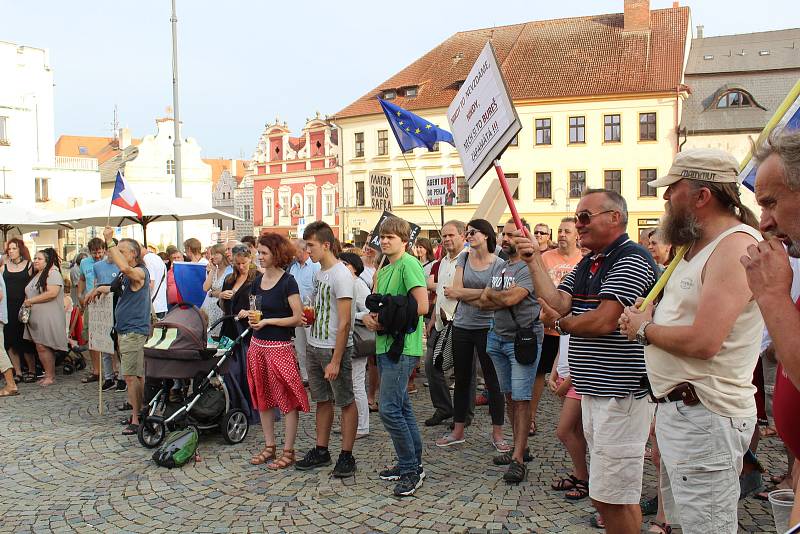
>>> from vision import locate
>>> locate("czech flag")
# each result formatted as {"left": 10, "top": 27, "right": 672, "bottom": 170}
{"left": 111, "top": 170, "right": 143, "bottom": 217}
{"left": 172, "top": 262, "right": 208, "bottom": 308}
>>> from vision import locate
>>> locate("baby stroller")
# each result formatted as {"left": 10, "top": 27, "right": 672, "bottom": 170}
{"left": 61, "top": 303, "right": 87, "bottom": 374}
{"left": 137, "top": 303, "right": 251, "bottom": 449}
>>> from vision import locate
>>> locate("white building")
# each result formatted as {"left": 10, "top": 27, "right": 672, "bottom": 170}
{"left": 0, "top": 40, "right": 101, "bottom": 252}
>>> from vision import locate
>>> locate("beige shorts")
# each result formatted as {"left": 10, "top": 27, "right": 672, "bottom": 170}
{"left": 656, "top": 401, "right": 754, "bottom": 534}
{"left": 118, "top": 332, "right": 147, "bottom": 377}
{"left": 582, "top": 394, "right": 654, "bottom": 504}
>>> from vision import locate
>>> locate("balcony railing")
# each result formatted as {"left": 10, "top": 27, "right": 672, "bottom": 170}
{"left": 55, "top": 156, "right": 98, "bottom": 171}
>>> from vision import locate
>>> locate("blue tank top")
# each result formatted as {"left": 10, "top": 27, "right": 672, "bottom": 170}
{"left": 115, "top": 266, "right": 151, "bottom": 335}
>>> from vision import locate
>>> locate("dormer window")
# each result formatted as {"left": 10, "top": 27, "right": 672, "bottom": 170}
{"left": 383, "top": 90, "right": 397, "bottom": 100}
{"left": 715, "top": 90, "right": 755, "bottom": 109}
{"left": 404, "top": 86, "right": 418, "bottom": 98}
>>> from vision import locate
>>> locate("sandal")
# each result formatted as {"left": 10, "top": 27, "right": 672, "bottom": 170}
{"left": 250, "top": 445, "right": 277, "bottom": 465}
{"left": 647, "top": 521, "right": 672, "bottom": 534}
{"left": 22, "top": 373, "right": 36, "bottom": 383}
{"left": 552, "top": 474, "right": 579, "bottom": 491}
{"left": 81, "top": 374, "right": 99, "bottom": 383}
{"left": 267, "top": 449, "right": 296, "bottom": 470}
{"left": 0, "top": 389, "right": 20, "bottom": 397}
{"left": 368, "top": 402, "right": 379, "bottom": 413}
{"left": 565, "top": 479, "right": 589, "bottom": 500}
{"left": 435, "top": 434, "right": 466, "bottom": 447}
{"left": 492, "top": 439, "right": 512, "bottom": 453}
{"left": 528, "top": 420, "right": 537, "bottom": 436}
{"left": 493, "top": 448, "right": 533, "bottom": 466}
{"left": 122, "top": 423, "right": 139, "bottom": 436}
{"left": 503, "top": 459, "right": 527, "bottom": 484}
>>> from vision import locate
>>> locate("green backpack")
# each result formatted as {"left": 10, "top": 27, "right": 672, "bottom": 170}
{"left": 152, "top": 427, "right": 198, "bottom": 468}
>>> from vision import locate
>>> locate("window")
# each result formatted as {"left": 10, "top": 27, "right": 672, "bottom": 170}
{"left": 242, "top": 205, "right": 251, "bottom": 221}
{"left": 402, "top": 179, "right": 414, "bottom": 205}
{"left": 569, "top": 116, "right": 585, "bottom": 144}
{"left": 383, "top": 90, "right": 397, "bottom": 100}
{"left": 640, "top": 169, "right": 658, "bottom": 197}
{"left": 305, "top": 191, "right": 316, "bottom": 219}
{"left": 456, "top": 176, "right": 469, "bottom": 204}
{"left": 280, "top": 192, "right": 291, "bottom": 217}
{"left": 535, "top": 118, "right": 551, "bottom": 145}
{"left": 35, "top": 177, "right": 49, "bottom": 202}
{"left": 569, "top": 171, "right": 586, "bottom": 198}
{"left": 715, "top": 90, "right": 754, "bottom": 109}
{"left": 263, "top": 189, "right": 274, "bottom": 222}
{"left": 509, "top": 134, "right": 518, "bottom": 146}
{"left": 354, "top": 132, "right": 364, "bottom": 158}
{"left": 404, "top": 86, "right": 418, "bottom": 98}
{"left": 604, "top": 170, "right": 622, "bottom": 194}
{"left": 355, "top": 181, "right": 365, "bottom": 206}
{"left": 166, "top": 159, "right": 175, "bottom": 174}
{"left": 535, "top": 172, "right": 552, "bottom": 199}
{"left": 505, "top": 173, "right": 519, "bottom": 199}
{"left": 323, "top": 189, "right": 335, "bottom": 216}
{"left": 377, "top": 130, "right": 388, "bottom": 156}
{"left": 604, "top": 114, "right": 621, "bottom": 142}
{"left": 639, "top": 113, "right": 657, "bottom": 141}
{"left": 78, "top": 146, "right": 88, "bottom": 155}
{"left": 0, "top": 116, "right": 7, "bottom": 144}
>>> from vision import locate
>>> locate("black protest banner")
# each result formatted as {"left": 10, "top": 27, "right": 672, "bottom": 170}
{"left": 367, "top": 211, "right": 421, "bottom": 251}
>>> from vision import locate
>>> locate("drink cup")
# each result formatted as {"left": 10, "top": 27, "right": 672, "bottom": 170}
{"left": 303, "top": 306, "right": 315, "bottom": 326}
{"left": 768, "top": 489, "right": 794, "bottom": 533}
{"left": 250, "top": 310, "right": 263, "bottom": 324}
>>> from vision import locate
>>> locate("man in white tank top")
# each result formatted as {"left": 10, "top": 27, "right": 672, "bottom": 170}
{"left": 621, "top": 149, "right": 764, "bottom": 534}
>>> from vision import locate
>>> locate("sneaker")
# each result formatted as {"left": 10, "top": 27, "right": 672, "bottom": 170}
{"left": 380, "top": 465, "right": 425, "bottom": 482}
{"left": 393, "top": 472, "right": 422, "bottom": 497}
{"left": 101, "top": 379, "right": 116, "bottom": 391}
{"left": 295, "top": 447, "right": 332, "bottom": 471}
{"left": 332, "top": 453, "right": 357, "bottom": 478}
{"left": 424, "top": 411, "right": 452, "bottom": 427}
{"left": 116, "top": 379, "right": 127, "bottom": 392}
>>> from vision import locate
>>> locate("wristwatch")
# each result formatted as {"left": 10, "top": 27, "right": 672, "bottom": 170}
{"left": 635, "top": 320, "right": 652, "bottom": 346}
{"left": 554, "top": 318, "right": 566, "bottom": 336}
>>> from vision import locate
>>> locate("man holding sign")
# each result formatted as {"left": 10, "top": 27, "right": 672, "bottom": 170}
{"left": 620, "top": 149, "right": 764, "bottom": 534}
{"left": 515, "top": 190, "right": 657, "bottom": 534}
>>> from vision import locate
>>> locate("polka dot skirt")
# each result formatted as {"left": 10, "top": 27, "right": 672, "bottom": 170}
{"left": 246, "top": 339, "right": 310, "bottom": 414}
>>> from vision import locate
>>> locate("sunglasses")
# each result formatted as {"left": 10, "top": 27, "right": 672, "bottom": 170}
{"left": 533, "top": 231, "right": 549, "bottom": 236}
{"left": 575, "top": 209, "right": 615, "bottom": 225}
{"left": 465, "top": 229, "right": 482, "bottom": 237}
{"left": 231, "top": 245, "right": 249, "bottom": 254}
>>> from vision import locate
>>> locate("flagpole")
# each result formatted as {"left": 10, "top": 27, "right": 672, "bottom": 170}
{"left": 400, "top": 154, "right": 441, "bottom": 235}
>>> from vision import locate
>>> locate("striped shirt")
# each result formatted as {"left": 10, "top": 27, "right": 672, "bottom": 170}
{"left": 557, "top": 234, "right": 658, "bottom": 398}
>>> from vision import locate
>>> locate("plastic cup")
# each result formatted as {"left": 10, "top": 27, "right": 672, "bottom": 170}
{"left": 768, "top": 489, "right": 795, "bottom": 533}
{"left": 303, "top": 306, "right": 315, "bottom": 326}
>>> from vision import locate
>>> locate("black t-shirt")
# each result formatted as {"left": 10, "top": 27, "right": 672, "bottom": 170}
{"left": 250, "top": 272, "right": 299, "bottom": 341}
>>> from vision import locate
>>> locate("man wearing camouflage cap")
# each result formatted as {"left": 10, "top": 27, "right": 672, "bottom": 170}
{"left": 621, "top": 148, "right": 764, "bottom": 534}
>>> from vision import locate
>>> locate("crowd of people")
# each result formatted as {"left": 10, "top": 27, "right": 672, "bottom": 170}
{"left": 2, "top": 130, "right": 800, "bottom": 532}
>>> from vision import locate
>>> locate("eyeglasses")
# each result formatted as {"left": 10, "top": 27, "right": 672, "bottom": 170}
{"left": 533, "top": 231, "right": 549, "bottom": 236}
{"left": 575, "top": 209, "right": 615, "bottom": 225}
{"left": 465, "top": 229, "right": 482, "bottom": 237}
{"left": 231, "top": 245, "right": 248, "bottom": 254}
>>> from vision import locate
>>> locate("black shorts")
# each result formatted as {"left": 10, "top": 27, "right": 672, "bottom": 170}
{"left": 536, "top": 334, "right": 560, "bottom": 375}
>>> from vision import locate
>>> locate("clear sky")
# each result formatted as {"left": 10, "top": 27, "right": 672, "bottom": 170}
{"left": 2, "top": 0, "right": 797, "bottom": 158}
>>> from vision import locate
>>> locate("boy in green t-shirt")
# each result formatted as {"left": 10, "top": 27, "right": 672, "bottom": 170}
{"left": 363, "top": 217, "right": 428, "bottom": 496}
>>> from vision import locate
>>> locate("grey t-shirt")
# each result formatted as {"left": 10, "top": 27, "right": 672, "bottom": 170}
{"left": 453, "top": 253, "right": 503, "bottom": 329}
{"left": 308, "top": 261, "right": 355, "bottom": 349}
{"left": 487, "top": 259, "right": 544, "bottom": 342}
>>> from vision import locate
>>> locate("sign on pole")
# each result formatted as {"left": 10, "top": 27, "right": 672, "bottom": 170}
{"left": 88, "top": 293, "right": 115, "bottom": 355}
{"left": 369, "top": 173, "right": 392, "bottom": 211}
{"left": 367, "top": 211, "right": 421, "bottom": 251}
{"left": 426, "top": 174, "right": 457, "bottom": 206}
{"left": 447, "top": 41, "right": 522, "bottom": 189}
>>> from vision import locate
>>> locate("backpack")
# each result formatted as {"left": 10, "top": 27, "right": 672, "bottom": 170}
{"left": 152, "top": 427, "right": 199, "bottom": 468}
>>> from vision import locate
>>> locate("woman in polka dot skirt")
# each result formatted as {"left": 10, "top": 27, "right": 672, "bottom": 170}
{"left": 246, "top": 233, "right": 309, "bottom": 469}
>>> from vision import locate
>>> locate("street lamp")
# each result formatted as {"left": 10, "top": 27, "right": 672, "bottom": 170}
{"left": 170, "top": 0, "right": 184, "bottom": 245}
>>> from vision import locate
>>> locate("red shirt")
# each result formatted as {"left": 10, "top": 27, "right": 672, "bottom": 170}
{"left": 773, "top": 297, "right": 800, "bottom": 458}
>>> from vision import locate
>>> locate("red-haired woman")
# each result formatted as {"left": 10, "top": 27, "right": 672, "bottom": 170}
{"left": 246, "top": 233, "right": 309, "bottom": 469}
{"left": 23, "top": 248, "right": 67, "bottom": 386}
{"left": 2, "top": 238, "right": 36, "bottom": 383}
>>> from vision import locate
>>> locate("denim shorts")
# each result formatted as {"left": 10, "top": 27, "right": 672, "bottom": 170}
{"left": 486, "top": 330, "right": 540, "bottom": 401}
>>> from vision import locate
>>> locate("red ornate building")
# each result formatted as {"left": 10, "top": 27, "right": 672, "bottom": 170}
{"left": 251, "top": 114, "right": 340, "bottom": 238}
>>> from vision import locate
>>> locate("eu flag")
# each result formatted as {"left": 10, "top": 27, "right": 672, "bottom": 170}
{"left": 378, "top": 98, "right": 455, "bottom": 153}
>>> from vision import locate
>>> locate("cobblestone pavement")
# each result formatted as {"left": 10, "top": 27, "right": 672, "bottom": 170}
{"left": 0, "top": 372, "right": 786, "bottom": 533}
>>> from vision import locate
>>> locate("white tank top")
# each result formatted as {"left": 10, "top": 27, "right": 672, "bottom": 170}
{"left": 646, "top": 223, "right": 764, "bottom": 418}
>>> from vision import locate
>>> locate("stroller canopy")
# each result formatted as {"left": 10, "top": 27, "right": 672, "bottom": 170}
{"left": 146, "top": 303, "right": 209, "bottom": 355}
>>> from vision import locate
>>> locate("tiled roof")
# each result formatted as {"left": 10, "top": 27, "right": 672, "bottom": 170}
{"left": 336, "top": 7, "right": 689, "bottom": 119}
{"left": 55, "top": 135, "right": 141, "bottom": 165}
{"left": 686, "top": 29, "right": 800, "bottom": 75}
{"left": 204, "top": 158, "right": 249, "bottom": 188}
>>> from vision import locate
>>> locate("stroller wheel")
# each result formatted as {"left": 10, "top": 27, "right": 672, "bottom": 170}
{"left": 76, "top": 359, "right": 86, "bottom": 371}
{"left": 63, "top": 364, "right": 74, "bottom": 375}
{"left": 221, "top": 409, "right": 248, "bottom": 444}
{"left": 138, "top": 418, "right": 166, "bottom": 449}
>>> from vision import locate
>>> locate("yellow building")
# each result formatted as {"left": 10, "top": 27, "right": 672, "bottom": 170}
{"left": 334, "top": 0, "right": 691, "bottom": 243}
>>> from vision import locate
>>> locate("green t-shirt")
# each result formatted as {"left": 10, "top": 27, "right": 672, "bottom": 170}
{"left": 375, "top": 253, "right": 426, "bottom": 357}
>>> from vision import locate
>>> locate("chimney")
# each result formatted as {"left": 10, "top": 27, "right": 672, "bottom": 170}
{"left": 624, "top": 0, "right": 651, "bottom": 32}
{"left": 118, "top": 127, "right": 131, "bottom": 149}
{"left": 696, "top": 25, "right": 704, "bottom": 39}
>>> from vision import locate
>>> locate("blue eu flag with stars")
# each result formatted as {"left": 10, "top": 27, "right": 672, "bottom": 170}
{"left": 378, "top": 98, "right": 455, "bottom": 153}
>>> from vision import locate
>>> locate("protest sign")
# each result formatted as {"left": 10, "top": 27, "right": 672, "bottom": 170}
{"left": 88, "top": 292, "right": 115, "bottom": 354}
{"left": 447, "top": 41, "right": 522, "bottom": 189}
{"left": 370, "top": 173, "right": 392, "bottom": 211}
{"left": 426, "top": 175, "right": 457, "bottom": 206}
{"left": 367, "top": 211, "right": 421, "bottom": 251}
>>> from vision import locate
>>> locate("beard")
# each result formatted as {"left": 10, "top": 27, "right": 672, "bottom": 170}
{"left": 502, "top": 244, "right": 516, "bottom": 256}
{"left": 661, "top": 203, "right": 702, "bottom": 246}
{"left": 788, "top": 240, "right": 800, "bottom": 258}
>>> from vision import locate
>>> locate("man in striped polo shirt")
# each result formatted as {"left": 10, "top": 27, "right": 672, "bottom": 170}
{"left": 516, "top": 189, "right": 658, "bottom": 534}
